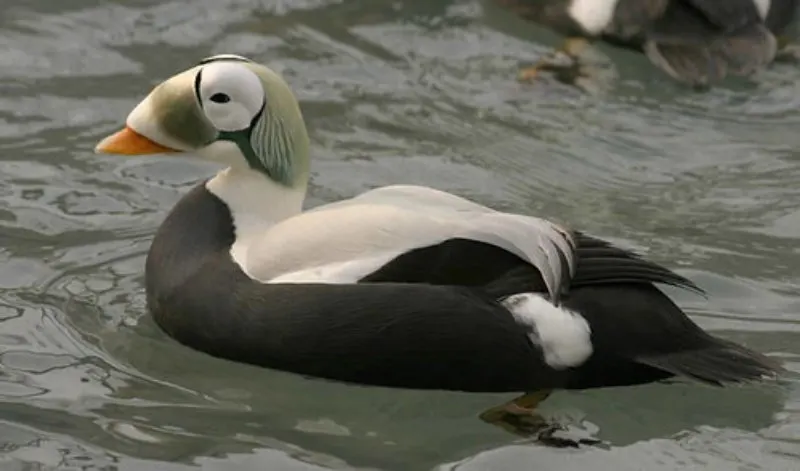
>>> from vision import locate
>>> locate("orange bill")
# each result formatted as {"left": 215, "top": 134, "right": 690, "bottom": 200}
{"left": 95, "top": 127, "right": 179, "bottom": 155}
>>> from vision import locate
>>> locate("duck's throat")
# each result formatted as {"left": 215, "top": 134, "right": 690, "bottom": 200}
{"left": 205, "top": 167, "right": 306, "bottom": 275}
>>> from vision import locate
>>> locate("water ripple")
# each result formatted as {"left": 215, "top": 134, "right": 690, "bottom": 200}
{"left": 1, "top": 0, "right": 799, "bottom": 470}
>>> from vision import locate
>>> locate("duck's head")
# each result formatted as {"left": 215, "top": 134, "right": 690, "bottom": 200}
{"left": 95, "top": 54, "right": 310, "bottom": 188}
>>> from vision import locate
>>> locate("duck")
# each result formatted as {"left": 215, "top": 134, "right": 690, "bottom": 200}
{"left": 490, "top": 0, "right": 799, "bottom": 87}
{"left": 94, "top": 54, "right": 782, "bottom": 438}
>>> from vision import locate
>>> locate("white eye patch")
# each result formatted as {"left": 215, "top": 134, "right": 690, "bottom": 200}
{"left": 197, "top": 62, "right": 265, "bottom": 132}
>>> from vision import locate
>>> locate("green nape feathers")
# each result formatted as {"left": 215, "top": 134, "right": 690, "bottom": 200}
{"left": 233, "top": 60, "right": 310, "bottom": 188}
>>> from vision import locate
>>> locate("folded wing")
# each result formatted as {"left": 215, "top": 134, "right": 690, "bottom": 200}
{"left": 248, "top": 185, "right": 576, "bottom": 300}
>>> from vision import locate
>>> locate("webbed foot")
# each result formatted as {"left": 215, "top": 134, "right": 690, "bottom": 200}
{"left": 479, "top": 390, "right": 605, "bottom": 447}
{"left": 517, "top": 37, "right": 590, "bottom": 84}
{"left": 479, "top": 390, "right": 552, "bottom": 437}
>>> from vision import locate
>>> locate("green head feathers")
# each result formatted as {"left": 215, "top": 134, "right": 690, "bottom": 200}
{"left": 110, "top": 54, "right": 310, "bottom": 188}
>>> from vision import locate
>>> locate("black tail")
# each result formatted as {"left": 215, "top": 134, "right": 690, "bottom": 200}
{"left": 560, "top": 233, "right": 784, "bottom": 388}
{"left": 637, "top": 337, "right": 784, "bottom": 386}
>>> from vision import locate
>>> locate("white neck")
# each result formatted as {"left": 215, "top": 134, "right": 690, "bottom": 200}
{"left": 205, "top": 165, "right": 307, "bottom": 274}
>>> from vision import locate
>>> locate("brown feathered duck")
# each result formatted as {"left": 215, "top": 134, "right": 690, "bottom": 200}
{"left": 491, "top": 0, "right": 799, "bottom": 87}
{"left": 94, "top": 54, "right": 783, "bottom": 441}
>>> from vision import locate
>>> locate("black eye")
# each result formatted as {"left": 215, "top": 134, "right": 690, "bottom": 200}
{"left": 209, "top": 93, "right": 231, "bottom": 104}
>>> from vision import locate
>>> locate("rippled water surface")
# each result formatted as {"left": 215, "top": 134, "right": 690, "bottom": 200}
{"left": 1, "top": 0, "right": 800, "bottom": 469}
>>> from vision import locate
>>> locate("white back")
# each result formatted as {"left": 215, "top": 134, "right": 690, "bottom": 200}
{"left": 222, "top": 183, "right": 576, "bottom": 300}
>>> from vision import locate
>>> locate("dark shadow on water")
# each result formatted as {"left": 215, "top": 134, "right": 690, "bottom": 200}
{"left": 4, "top": 294, "right": 785, "bottom": 470}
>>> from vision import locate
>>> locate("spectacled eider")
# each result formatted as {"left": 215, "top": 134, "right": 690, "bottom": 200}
{"left": 94, "top": 54, "right": 783, "bottom": 440}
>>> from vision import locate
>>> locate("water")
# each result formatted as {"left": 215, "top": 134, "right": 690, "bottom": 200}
{"left": 1, "top": 0, "right": 799, "bottom": 469}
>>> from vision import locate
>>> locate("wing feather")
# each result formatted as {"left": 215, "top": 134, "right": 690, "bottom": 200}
{"left": 456, "top": 213, "right": 575, "bottom": 301}
{"left": 246, "top": 185, "right": 576, "bottom": 299}
{"left": 310, "top": 184, "right": 497, "bottom": 215}
{"left": 572, "top": 233, "right": 705, "bottom": 295}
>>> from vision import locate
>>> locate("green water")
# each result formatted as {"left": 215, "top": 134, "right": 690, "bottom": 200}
{"left": 1, "top": 1, "right": 799, "bottom": 469}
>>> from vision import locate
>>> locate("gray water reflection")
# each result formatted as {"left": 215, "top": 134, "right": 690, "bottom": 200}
{"left": 1, "top": 0, "right": 799, "bottom": 470}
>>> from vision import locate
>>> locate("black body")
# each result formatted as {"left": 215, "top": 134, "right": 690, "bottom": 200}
{"left": 145, "top": 183, "right": 781, "bottom": 393}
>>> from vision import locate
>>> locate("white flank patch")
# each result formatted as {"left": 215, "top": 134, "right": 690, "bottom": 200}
{"left": 268, "top": 252, "right": 403, "bottom": 284}
{"left": 568, "top": 0, "right": 622, "bottom": 34}
{"left": 502, "top": 293, "right": 593, "bottom": 369}
{"left": 753, "top": 0, "right": 771, "bottom": 19}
